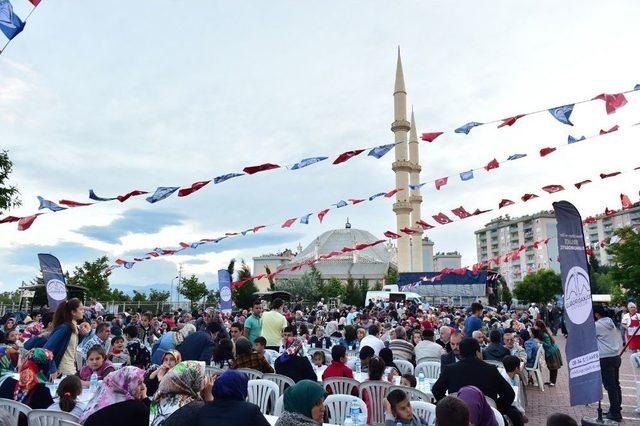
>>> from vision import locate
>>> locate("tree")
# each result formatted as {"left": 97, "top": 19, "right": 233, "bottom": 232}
{"left": 384, "top": 267, "right": 398, "bottom": 285}
{"left": 69, "top": 256, "right": 111, "bottom": 300}
{"left": 0, "top": 150, "right": 21, "bottom": 213}
{"left": 344, "top": 276, "right": 360, "bottom": 306}
{"left": 513, "top": 269, "right": 562, "bottom": 304}
{"left": 105, "top": 288, "right": 130, "bottom": 302}
{"left": 500, "top": 281, "right": 512, "bottom": 306}
{"left": 607, "top": 226, "right": 640, "bottom": 299}
{"left": 358, "top": 278, "right": 369, "bottom": 307}
{"left": 227, "top": 259, "right": 236, "bottom": 279}
{"left": 233, "top": 261, "right": 258, "bottom": 310}
{"left": 310, "top": 265, "right": 325, "bottom": 295}
{"left": 0, "top": 290, "right": 20, "bottom": 304}
{"left": 131, "top": 291, "right": 147, "bottom": 302}
{"left": 276, "top": 273, "right": 321, "bottom": 303}
{"left": 178, "top": 274, "right": 208, "bottom": 308}
{"left": 264, "top": 265, "right": 276, "bottom": 291}
{"left": 149, "top": 289, "right": 170, "bottom": 302}
{"left": 206, "top": 290, "right": 220, "bottom": 308}
{"left": 324, "top": 277, "right": 346, "bottom": 300}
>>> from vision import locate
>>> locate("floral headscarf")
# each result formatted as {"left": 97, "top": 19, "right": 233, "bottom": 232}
{"left": 0, "top": 345, "right": 17, "bottom": 379}
{"left": 163, "top": 349, "right": 182, "bottom": 365}
{"left": 13, "top": 348, "right": 53, "bottom": 402}
{"left": 79, "top": 366, "right": 146, "bottom": 423}
{"left": 277, "top": 337, "right": 303, "bottom": 363}
{"left": 149, "top": 361, "right": 205, "bottom": 426}
{"left": 173, "top": 323, "right": 196, "bottom": 346}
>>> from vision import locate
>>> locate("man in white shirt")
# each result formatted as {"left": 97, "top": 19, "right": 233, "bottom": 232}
{"left": 621, "top": 302, "right": 640, "bottom": 352}
{"left": 414, "top": 329, "right": 444, "bottom": 361}
{"left": 360, "top": 324, "right": 385, "bottom": 355}
{"left": 528, "top": 303, "right": 539, "bottom": 320}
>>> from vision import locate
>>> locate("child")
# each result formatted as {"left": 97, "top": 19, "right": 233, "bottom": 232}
{"left": 502, "top": 355, "right": 527, "bottom": 420}
{"left": 312, "top": 350, "right": 326, "bottom": 368}
{"left": 146, "top": 350, "right": 181, "bottom": 396}
{"left": 322, "top": 345, "right": 353, "bottom": 380}
{"left": 108, "top": 336, "right": 129, "bottom": 364}
{"left": 400, "top": 373, "right": 417, "bottom": 388}
{"left": 253, "top": 336, "right": 270, "bottom": 363}
{"left": 48, "top": 375, "right": 85, "bottom": 418}
{"left": 124, "top": 325, "right": 151, "bottom": 369}
{"left": 137, "top": 312, "right": 159, "bottom": 347}
{"left": 78, "top": 346, "right": 115, "bottom": 387}
{"left": 384, "top": 389, "right": 429, "bottom": 426}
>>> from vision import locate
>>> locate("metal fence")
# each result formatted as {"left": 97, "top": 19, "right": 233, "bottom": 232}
{"left": 0, "top": 300, "right": 193, "bottom": 317}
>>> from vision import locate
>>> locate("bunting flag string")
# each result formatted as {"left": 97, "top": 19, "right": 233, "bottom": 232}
{"left": 0, "top": 0, "right": 40, "bottom": 56}
{"left": 421, "top": 84, "right": 639, "bottom": 141}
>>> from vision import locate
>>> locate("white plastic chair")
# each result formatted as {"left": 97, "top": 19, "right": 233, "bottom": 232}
{"left": 323, "top": 377, "right": 359, "bottom": 395}
{"left": 59, "top": 420, "right": 82, "bottom": 426}
{"left": 358, "top": 381, "right": 391, "bottom": 426}
{"left": 205, "top": 365, "right": 224, "bottom": 377}
{"left": 394, "top": 359, "right": 414, "bottom": 376}
{"left": 492, "top": 406, "right": 506, "bottom": 426}
{"left": 0, "top": 398, "right": 31, "bottom": 423}
{"left": 630, "top": 352, "right": 640, "bottom": 411}
{"left": 75, "top": 351, "right": 86, "bottom": 371}
{"left": 27, "top": 409, "right": 80, "bottom": 426}
{"left": 484, "top": 359, "right": 504, "bottom": 367}
{"left": 388, "top": 385, "right": 432, "bottom": 402}
{"left": 263, "top": 373, "right": 295, "bottom": 395}
{"left": 237, "top": 368, "right": 264, "bottom": 380}
{"left": 264, "top": 349, "right": 279, "bottom": 364}
{"left": 410, "top": 401, "right": 436, "bottom": 426}
{"left": 274, "top": 395, "right": 284, "bottom": 417}
{"left": 416, "top": 356, "right": 441, "bottom": 365}
{"left": 324, "top": 395, "right": 367, "bottom": 425}
{"left": 525, "top": 345, "right": 545, "bottom": 391}
{"left": 415, "top": 361, "right": 441, "bottom": 380}
{"left": 247, "top": 379, "right": 279, "bottom": 415}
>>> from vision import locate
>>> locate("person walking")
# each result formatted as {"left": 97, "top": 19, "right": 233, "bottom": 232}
{"left": 594, "top": 305, "right": 623, "bottom": 422}
{"left": 261, "top": 298, "right": 288, "bottom": 351}
{"left": 621, "top": 302, "right": 640, "bottom": 352}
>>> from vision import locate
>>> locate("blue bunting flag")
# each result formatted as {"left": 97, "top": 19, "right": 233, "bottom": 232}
{"left": 333, "top": 200, "right": 348, "bottom": 208}
{"left": 290, "top": 157, "right": 328, "bottom": 170}
{"left": 368, "top": 144, "right": 396, "bottom": 159}
{"left": 548, "top": 104, "right": 574, "bottom": 126}
{"left": 409, "top": 183, "right": 426, "bottom": 190}
{"left": 459, "top": 170, "right": 474, "bottom": 181}
{"left": 635, "top": 84, "right": 640, "bottom": 91}
{"left": 0, "top": 0, "right": 25, "bottom": 41}
{"left": 507, "top": 153, "right": 527, "bottom": 161}
{"left": 124, "top": 262, "right": 135, "bottom": 269}
{"left": 300, "top": 213, "right": 313, "bottom": 224}
{"left": 454, "top": 122, "right": 483, "bottom": 134}
{"left": 89, "top": 190, "right": 117, "bottom": 202}
{"left": 568, "top": 135, "right": 586, "bottom": 144}
{"left": 37, "top": 196, "right": 66, "bottom": 212}
{"left": 214, "top": 173, "right": 244, "bottom": 184}
{"left": 146, "top": 187, "right": 179, "bottom": 204}
{"left": 368, "top": 192, "right": 386, "bottom": 201}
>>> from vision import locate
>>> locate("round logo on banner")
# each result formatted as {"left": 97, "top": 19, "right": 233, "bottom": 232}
{"left": 220, "top": 286, "right": 232, "bottom": 302}
{"left": 564, "top": 266, "right": 592, "bottom": 325}
{"left": 46, "top": 279, "right": 67, "bottom": 301}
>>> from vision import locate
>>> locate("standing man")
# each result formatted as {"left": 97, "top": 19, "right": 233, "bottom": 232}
{"left": 594, "top": 305, "right": 623, "bottom": 422}
{"left": 243, "top": 300, "right": 263, "bottom": 345}
{"left": 261, "top": 298, "right": 288, "bottom": 351}
{"left": 621, "top": 302, "right": 640, "bottom": 352}
{"left": 464, "top": 303, "right": 483, "bottom": 338}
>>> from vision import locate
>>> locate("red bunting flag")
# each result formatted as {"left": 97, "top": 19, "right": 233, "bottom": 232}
{"left": 599, "top": 241, "right": 607, "bottom": 248}
{"left": 621, "top": 193, "right": 633, "bottom": 209}
{"left": 472, "top": 208, "right": 492, "bottom": 216}
{"left": 400, "top": 227, "right": 418, "bottom": 235}
{"left": 574, "top": 180, "right": 592, "bottom": 189}
{"left": 349, "top": 198, "right": 366, "bottom": 205}
{"left": 148, "top": 251, "right": 160, "bottom": 257}
{"left": 499, "top": 199, "right": 514, "bottom": 209}
{"left": 600, "top": 171, "right": 621, "bottom": 179}
{"left": 384, "top": 231, "right": 401, "bottom": 239}
{"left": 333, "top": 149, "right": 365, "bottom": 164}
{"left": 161, "top": 249, "right": 177, "bottom": 255}
{"left": 179, "top": 242, "right": 190, "bottom": 248}
{"left": 511, "top": 251, "right": 520, "bottom": 261}
{"left": 604, "top": 208, "right": 617, "bottom": 216}
{"left": 281, "top": 218, "right": 297, "bottom": 228}
{"left": 593, "top": 93, "right": 628, "bottom": 114}
{"left": 115, "top": 259, "right": 126, "bottom": 265}
{"left": 59, "top": 199, "right": 93, "bottom": 207}
{"left": 432, "top": 213, "right": 453, "bottom": 224}
{"left": 178, "top": 180, "right": 211, "bottom": 197}
{"left": 435, "top": 177, "right": 448, "bottom": 190}
{"left": 599, "top": 125, "right": 619, "bottom": 135}
{"left": 451, "top": 206, "right": 472, "bottom": 219}
{"left": 29, "top": 0, "right": 41, "bottom": 5}
{"left": 493, "top": 256, "right": 501, "bottom": 265}
{"left": 497, "top": 114, "right": 526, "bottom": 128}
{"left": 317, "top": 209, "right": 330, "bottom": 223}
{"left": 0, "top": 216, "right": 20, "bottom": 224}
{"left": 521, "top": 193, "right": 538, "bottom": 202}
{"left": 542, "top": 184, "right": 564, "bottom": 193}
{"left": 421, "top": 132, "right": 443, "bottom": 142}
{"left": 341, "top": 247, "right": 356, "bottom": 253}
{"left": 583, "top": 216, "right": 597, "bottom": 224}
{"left": 18, "top": 214, "right": 39, "bottom": 231}
{"left": 416, "top": 220, "right": 435, "bottom": 230}
{"left": 225, "top": 232, "right": 239, "bottom": 236}
{"left": 252, "top": 225, "right": 266, "bottom": 233}
{"left": 117, "top": 190, "right": 148, "bottom": 202}
{"left": 243, "top": 163, "right": 280, "bottom": 175}
{"left": 585, "top": 246, "right": 593, "bottom": 256}
{"left": 384, "top": 188, "right": 401, "bottom": 198}
{"left": 539, "top": 147, "right": 556, "bottom": 157}
{"left": 484, "top": 158, "right": 499, "bottom": 171}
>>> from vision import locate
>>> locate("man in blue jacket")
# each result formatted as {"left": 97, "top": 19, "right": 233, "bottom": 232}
{"left": 179, "top": 321, "right": 222, "bottom": 362}
{"left": 464, "top": 302, "right": 484, "bottom": 338}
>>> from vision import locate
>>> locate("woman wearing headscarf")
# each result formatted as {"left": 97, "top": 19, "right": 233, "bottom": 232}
{"left": 152, "top": 323, "right": 196, "bottom": 365}
{"left": 149, "top": 361, "right": 213, "bottom": 426}
{"left": 379, "top": 348, "right": 400, "bottom": 379}
{"left": 197, "top": 370, "right": 270, "bottom": 426}
{"left": 233, "top": 337, "right": 273, "bottom": 373}
{"left": 275, "top": 380, "right": 327, "bottom": 426}
{"left": 275, "top": 337, "right": 317, "bottom": 383}
{"left": 146, "top": 350, "right": 182, "bottom": 396}
{"left": 0, "top": 348, "right": 54, "bottom": 426}
{"left": 456, "top": 385, "right": 498, "bottom": 426}
{"left": 80, "top": 366, "right": 149, "bottom": 425}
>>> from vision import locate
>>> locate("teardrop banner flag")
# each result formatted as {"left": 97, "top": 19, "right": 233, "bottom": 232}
{"left": 552, "top": 201, "right": 602, "bottom": 406}
{"left": 37, "top": 253, "right": 68, "bottom": 310}
{"left": 217, "top": 269, "right": 232, "bottom": 314}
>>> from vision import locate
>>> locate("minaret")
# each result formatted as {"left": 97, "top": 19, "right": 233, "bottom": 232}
{"left": 391, "top": 48, "right": 413, "bottom": 273}
{"left": 409, "top": 109, "right": 424, "bottom": 271}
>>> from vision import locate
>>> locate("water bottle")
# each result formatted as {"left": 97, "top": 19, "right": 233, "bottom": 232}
{"left": 418, "top": 371, "right": 425, "bottom": 390}
{"left": 90, "top": 372, "right": 98, "bottom": 393}
{"left": 343, "top": 416, "right": 353, "bottom": 426}
{"left": 357, "top": 413, "right": 366, "bottom": 426}
{"left": 355, "top": 359, "right": 361, "bottom": 374}
{"left": 350, "top": 399, "right": 359, "bottom": 422}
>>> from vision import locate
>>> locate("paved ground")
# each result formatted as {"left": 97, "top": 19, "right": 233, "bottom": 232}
{"left": 526, "top": 335, "right": 640, "bottom": 425}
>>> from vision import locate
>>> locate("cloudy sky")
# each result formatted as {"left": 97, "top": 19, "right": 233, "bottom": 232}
{"left": 1, "top": 1, "right": 639, "bottom": 295}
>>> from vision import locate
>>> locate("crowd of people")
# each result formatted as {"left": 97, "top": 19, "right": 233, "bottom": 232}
{"left": 0, "top": 295, "right": 628, "bottom": 425}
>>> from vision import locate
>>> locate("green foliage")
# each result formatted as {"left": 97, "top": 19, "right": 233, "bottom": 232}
{"left": 276, "top": 273, "right": 321, "bottom": 302}
{"left": 131, "top": 290, "right": 147, "bottom": 302}
{"left": 264, "top": 265, "right": 276, "bottom": 291}
{"left": 227, "top": 259, "right": 236, "bottom": 278}
{"left": 148, "top": 289, "right": 170, "bottom": 302}
{"left": 106, "top": 288, "right": 130, "bottom": 302}
{"left": 384, "top": 267, "right": 398, "bottom": 285}
{"left": 324, "top": 277, "right": 346, "bottom": 299}
{"left": 372, "top": 281, "right": 383, "bottom": 291}
{"left": 343, "top": 276, "right": 360, "bottom": 306}
{"left": 0, "top": 291, "right": 20, "bottom": 304}
{"left": 233, "top": 261, "right": 258, "bottom": 309}
{"left": 206, "top": 290, "right": 220, "bottom": 307}
{"left": 607, "top": 227, "right": 640, "bottom": 299}
{"left": 358, "top": 278, "right": 369, "bottom": 307}
{"left": 500, "top": 281, "right": 512, "bottom": 306}
{"left": 310, "top": 265, "right": 325, "bottom": 295}
{"left": 178, "top": 274, "right": 208, "bottom": 308}
{"left": 512, "top": 269, "right": 562, "bottom": 304}
{"left": 69, "top": 256, "right": 111, "bottom": 300}
{"left": 610, "top": 282, "right": 627, "bottom": 305}
{"left": 0, "top": 150, "right": 21, "bottom": 212}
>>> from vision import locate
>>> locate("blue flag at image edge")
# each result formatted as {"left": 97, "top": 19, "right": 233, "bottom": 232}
{"left": 552, "top": 201, "right": 602, "bottom": 406}
{"left": 146, "top": 186, "right": 179, "bottom": 203}
{"left": 0, "top": 0, "right": 25, "bottom": 41}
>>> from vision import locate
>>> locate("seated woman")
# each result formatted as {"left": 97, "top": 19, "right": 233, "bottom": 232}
{"left": 146, "top": 350, "right": 181, "bottom": 396}
{"left": 213, "top": 338, "right": 235, "bottom": 368}
{"left": 456, "top": 385, "right": 499, "bottom": 426}
{"left": 275, "top": 337, "right": 317, "bottom": 383}
{"left": 0, "top": 348, "right": 54, "bottom": 426}
{"left": 338, "top": 325, "right": 358, "bottom": 350}
{"left": 78, "top": 345, "right": 115, "bottom": 387}
{"left": 362, "top": 356, "right": 387, "bottom": 423}
{"left": 80, "top": 366, "right": 150, "bottom": 426}
{"left": 275, "top": 380, "right": 327, "bottom": 426}
{"left": 379, "top": 348, "right": 400, "bottom": 380}
{"left": 150, "top": 360, "right": 213, "bottom": 426}
{"left": 151, "top": 323, "right": 196, "bottom": 365}
{"left": 233, "top": 337, "right": 273, "bottom": 373}
{"left": 197, "top": 370, "right": 270, "bottom": 426}
{"left": 48, "top": 375, "right": 85, "bottom": 418}
{"left": 309, "top": 326, "right": 332, "bottom": 349}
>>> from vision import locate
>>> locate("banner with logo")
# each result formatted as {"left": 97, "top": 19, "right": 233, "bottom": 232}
{"left": 217, "top": 269, "right": 232, "bottom": 313}
{"left": 552, "top": 201, "right": 602, "bottom": 405}
{"left": 37, "top": 253, "right": 68, "bottom": 310}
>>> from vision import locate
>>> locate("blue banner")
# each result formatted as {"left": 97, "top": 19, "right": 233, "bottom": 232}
{"left": 218, "top": 269, "right": 232, "bottom": 313}
{"left": 552, "top": 201, "right": 602, "bottom": 405}
{"left": 37, "top": 254, "right": 68, "bottom": 310}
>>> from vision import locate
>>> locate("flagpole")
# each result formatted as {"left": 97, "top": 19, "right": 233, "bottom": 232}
{"left": 0, "top": 5, "right": 38, "bottom": 58}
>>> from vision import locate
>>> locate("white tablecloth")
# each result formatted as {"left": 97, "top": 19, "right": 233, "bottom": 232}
{"left": 47, "top": 382, "right": 95, "bottom": 403}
